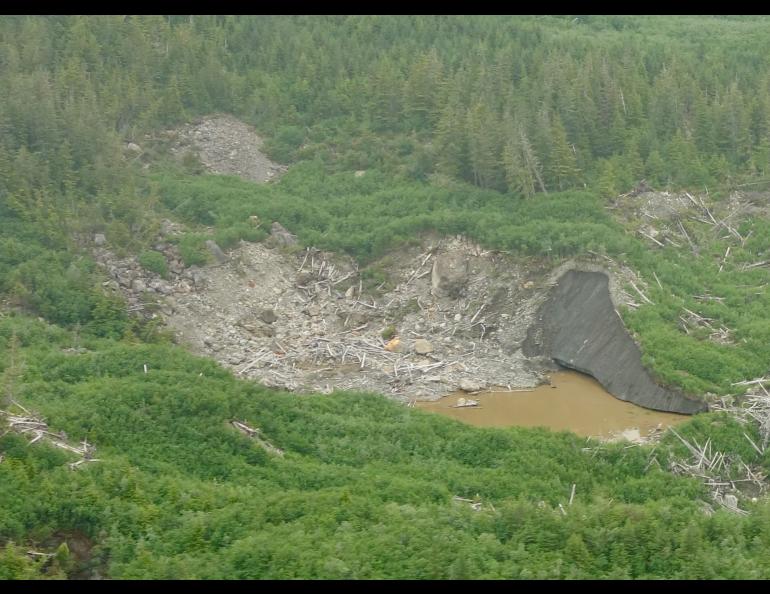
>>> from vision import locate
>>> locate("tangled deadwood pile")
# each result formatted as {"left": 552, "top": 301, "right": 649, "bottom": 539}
{"left": 0, "top": 401, "right": 99, "bottom": 470}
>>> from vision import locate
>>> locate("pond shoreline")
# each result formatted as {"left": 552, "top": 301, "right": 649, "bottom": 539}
{"left": 416, "top": 370, "right": 689, "bottom": 441}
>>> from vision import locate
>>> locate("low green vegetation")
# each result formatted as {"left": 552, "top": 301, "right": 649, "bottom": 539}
{"left": 138, "top": 251, "right": 168, "bottom": 279}
{"left": 1, "top": 314, "right": 770, "bottom": 579}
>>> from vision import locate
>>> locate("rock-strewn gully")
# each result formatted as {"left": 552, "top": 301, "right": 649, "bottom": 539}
{"left": 95, "top": 229, "right": 554, "bottom": 402}
{"left": 165, "top": 113, "right": 287, "bottom": 183}
{"left": 93, "top": 222, "right": 695, "bottom": 410}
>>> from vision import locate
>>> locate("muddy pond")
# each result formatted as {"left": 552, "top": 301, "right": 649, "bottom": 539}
{"left": 416, "top": 370, "right": 689, "bottom": 440}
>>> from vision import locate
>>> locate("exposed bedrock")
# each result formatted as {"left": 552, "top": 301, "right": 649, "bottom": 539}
{"left": 523, "top": 270, "right": 708, "bottom": 414}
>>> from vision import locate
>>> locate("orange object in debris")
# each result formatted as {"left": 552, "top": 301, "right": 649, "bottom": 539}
{"left": 384, "top": 337, "right": 401, "bottom": 352}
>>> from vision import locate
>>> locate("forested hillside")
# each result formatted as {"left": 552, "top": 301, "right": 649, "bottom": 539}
{"left": 2, "top": 15, "right": 770, "bottom": 579}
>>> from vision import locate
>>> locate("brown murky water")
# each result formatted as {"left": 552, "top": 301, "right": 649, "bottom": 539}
{"left": 416, "top": 371, "right": 689, "bottom": 439}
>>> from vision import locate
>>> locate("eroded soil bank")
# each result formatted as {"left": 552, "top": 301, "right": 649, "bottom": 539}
{"left": 524, "top": 270, "right": 708, "bottom": 414}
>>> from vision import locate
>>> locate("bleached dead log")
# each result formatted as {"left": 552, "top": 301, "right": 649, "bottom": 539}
{"left": 469, "top": 303, "right": 486, "bottom": 325}
{"left": 230, "top": 419, "right": 284, "bottom": 456}
{"left": 639, "top": 230, "right": 665, "bottom": 247}
{"left": 628, "top": 279, "right": 654, "bottom": 305}
{"left": 237, "top": 348, "right": 268, "bottom": 375}
{"left": 677, "top": 220, "right": 697, "bottom": 253}
{"left": 452, "top": 397, "right": 480, "bottom": 408}
{"left": 1, "top": 406, "right": 97, "bottom": 467}
{"left": 744, "top": 432, "right": 763, "bottom": 455}
{"left": 297, "top": 248, "right": 310, "bottom": 272}
{"left": 694, "top": 293, "right": 725, "bottom": 303}
{"left": 731, "top": 377, "right": 770, "bottom": 387}
{"left": 719, "top": 246, "right": 731, "bottom": 273}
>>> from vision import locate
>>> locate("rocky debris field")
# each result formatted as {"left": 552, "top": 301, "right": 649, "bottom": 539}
{"left": 93, "top": 218, "right": 653, "bottom": 404}
{"left": 164, "top": 114, "right": 287, "bottom": 183}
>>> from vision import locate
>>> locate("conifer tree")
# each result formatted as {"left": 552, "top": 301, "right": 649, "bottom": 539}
{"left": 547, "top": 115, "right": 580, "bottom": 190}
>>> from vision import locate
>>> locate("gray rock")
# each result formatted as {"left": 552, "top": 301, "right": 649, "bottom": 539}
{"left": 296, "top": 272, "right": 314, "bottom": 286}
{"left": 349, "top": 312, "right": 368, "bottom": 326}
{"left": 307, "top": 304, "right": 322, "bottom": 317}
{"left": 188, "top": 266, "right": 205, "bottom": 287}
{"left": 94, "top": 233, "right": 107, "bottom": 246}
{"left": 241, "top": 322, "right": 275, "bottom": 338}
{"left": 259, "top": 309, "right": 277, "bottom": 324}
{"left": 168, "top": 260, "right": 184, "bottom": 275}
{"left": 131, "top": 279, "right": 147, "bottom": 293}
{"left": 431, "top": 251, "right": 469, "bottom": 298}
{"left": 270, "top": 222, "right": 298, "bottom": 247}
{"left": 414, "top": 338, "right": 434, "bottom": 355}
{"left": 459, "top": 378, "right": 486, "bottom": 393}
{"left": 724, "top": 494, "right": 739, "bottom": 510}
{"left": 160, "top": 219, "right": 181, "bottom": 237}
{"left": 205, "top": 240, "right": 228, "bottom": 264}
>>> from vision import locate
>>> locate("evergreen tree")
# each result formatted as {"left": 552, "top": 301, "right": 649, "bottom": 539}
{"left": 547, "top": 115, "right": 581, "bottom": 191}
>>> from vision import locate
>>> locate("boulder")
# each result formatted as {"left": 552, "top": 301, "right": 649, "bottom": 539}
{"left": 188, "top": 266, "right": 205, "bottom": 288}
{"left": 431, "top": 251, "right": 469, "bottom": 298}
{"left": 131, "top": 279, "right": 147, "bottom": 293}
{"left": 160, "top": 219, "right": 182, "bottom": 237}
{"left": 459, "top": 378, "right": 486, "bottom": 393}
{"left": 94, "top": 233, "right": 107, "bottom": 246}
{"left": 259, "top": 309, "right": 277, "bottom": 324}
{"left": 149, "top": 279, "right": 173, "bottom": 295}
{"left": 348, "top": 312, "right": 369, "bottom": 326}
{"left": 413, "top": 338, "right": 434, "bottom": 355}
{"left": 168, "top": 259, "right": 184, "bottom": 275}
{"left": 620, "top": 428, "right": 641, "bottom": 443}
{"left": 270, "top": 222, "right": 298, "bottom": 247}
{"left": 296, "top": 272, "right": 314, "bottom": 286}
{"left": 205, "top": 240, "right": 228, "bottom": 264}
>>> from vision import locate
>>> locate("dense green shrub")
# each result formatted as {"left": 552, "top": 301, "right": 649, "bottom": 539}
{"left": 138, "top": 251, "right": 168, "bottom": 278}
